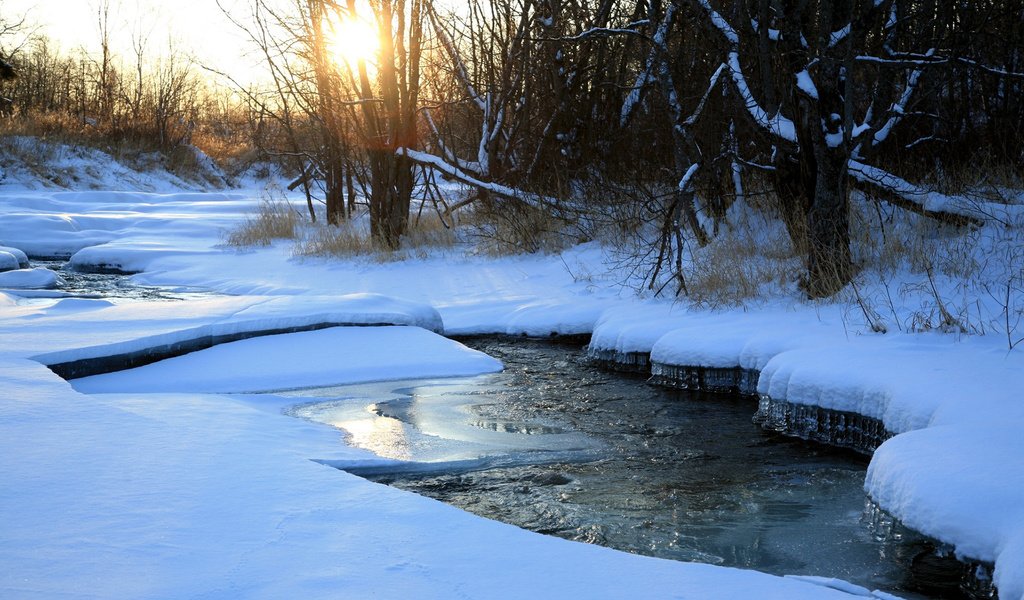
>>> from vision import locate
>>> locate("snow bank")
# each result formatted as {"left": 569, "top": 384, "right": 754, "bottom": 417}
{"left": 0, "top": 246, "right": 29, "bottom": 268}
{"left": 69, "top": 240, "right": 218, "bottom": 273}
{"left": 22, "top": 293, "right": 443, "bottom": 373}
{"left": 0, "top": 136, "right": 229, "bottom": 192}
{"left": 0, "top": 303, "right": 865, "bottom": 599}
{"left": 589, "top": 302, "right": 690, "bottom": 355}
{"left": 0, "top": 251, "right": 19, "bottom": 272}
{"left": 73, "top": 326, "right": 503, "bottom": 394}
{"left": 0, "top": 213, "right": 116, "bottom": 257}
{"left": 867, "top": 425, "right": 1024, "bottom": 599}
{"left": 0, "top": 267, "right": 64, "bottom": 289}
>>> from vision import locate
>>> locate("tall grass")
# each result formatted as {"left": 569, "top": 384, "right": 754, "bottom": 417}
{"left": 226, "top": 196, "right": 300, "bottom": 247}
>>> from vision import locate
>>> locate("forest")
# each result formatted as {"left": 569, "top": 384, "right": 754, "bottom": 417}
{"left": 2, "top": 0, "right": 1022, "bottom": 298}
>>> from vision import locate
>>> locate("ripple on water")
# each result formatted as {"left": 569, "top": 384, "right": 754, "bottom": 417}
{"left": 285, "top": 337, "right": 940, "bottom": 598}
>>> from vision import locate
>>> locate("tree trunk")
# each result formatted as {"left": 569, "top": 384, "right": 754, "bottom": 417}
{"left": 805, "top": 149, "right": 852, "bottom": 298}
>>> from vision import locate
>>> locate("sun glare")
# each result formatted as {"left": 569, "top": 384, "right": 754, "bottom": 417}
{"left": 326, "top": 16, "right": 380, "bottom": 67}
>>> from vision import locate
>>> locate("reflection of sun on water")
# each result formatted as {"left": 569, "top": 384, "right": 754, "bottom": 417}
{"left": 325, "top": 15, "right": 379, "bottom": 67}
{"left": 332, "top": 415, "right": 412, "bottom": 461}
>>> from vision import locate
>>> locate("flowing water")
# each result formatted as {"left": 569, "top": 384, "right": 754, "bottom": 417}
{"left": 20, "top": 260, "right": 215, "bottom": 302}
{"left": 284, "top": 337, "right": 939, "bottom": 597}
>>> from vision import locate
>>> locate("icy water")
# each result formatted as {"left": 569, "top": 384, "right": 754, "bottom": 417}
{"left": 23, "top": 260, "right": 214, "bottom": 302}
{"left": 285, "top": 337, "right": 937, "bottom": 597}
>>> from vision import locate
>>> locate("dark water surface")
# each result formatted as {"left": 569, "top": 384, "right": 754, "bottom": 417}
{"left": 286, "top": 337, "right": 934, "bottom": 597}
{"left": 30, "top": 260, "right": 214, "bottom": 302}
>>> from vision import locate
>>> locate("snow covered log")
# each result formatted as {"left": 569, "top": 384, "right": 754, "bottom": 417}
{"left": 848, "top": 161, "right": 984, "bottom": 227}
{"left": 397, "top": 147, "right": 573, "bottom": 217}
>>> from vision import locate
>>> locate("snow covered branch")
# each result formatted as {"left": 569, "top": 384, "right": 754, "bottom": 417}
{"left": 848, "top": 161, "right": 983, "bottom": 226}
{"left": 619, "top": 5, "right": 676, "bottom": 127}
{"left": 869, "top": 49, "right": 932, "bottom": 148}
{"left": 727, "top": 52, "right": 797, "bottom": 143}
{"left": 692, "top": 0, "right": 797, "bottom": 143}
{"left": 542, "top": 22, "right": 649, "bottom": 43}
{"left": 397, "top": 148, "right": 569, "bottom": 215}
{"left": 682, "top": 63, "right": 726, "bottom": 127}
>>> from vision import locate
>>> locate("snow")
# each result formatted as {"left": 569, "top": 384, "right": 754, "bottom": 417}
{"left": 2, "top": 178, "right": 1024, "bottom": 597}
{"left": 0, "top": 245, "right": 29, "bottom": 268}
{"left": 73, "top": 326, "right": 503, "bottom": 394}
{"left": 847, "top": 160, "right": 1018, "bottom": 221}
{"left": 0, "top": 136, "right": 233, "bottom": 193}
{"left": 0, "top": 267, "right": 64, "bottom": 289}
{"left": 19, "top": 293, "right": 444, "bottom": 368}
{"left": 786, "top": 576, "right": 901, "bottom": 599}
{"left": 0, "top": 250, "right": 19, "bottom": 271}
{"left": 796, "top": 70, "right": 819, "bottom": 99}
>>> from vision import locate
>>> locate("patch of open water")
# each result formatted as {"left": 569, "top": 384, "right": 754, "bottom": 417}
{"left": 15, "top": 260, "right": 216, "bottom": 303}
{"left": 283, "top": 337, "right": 939, "bottom": 598}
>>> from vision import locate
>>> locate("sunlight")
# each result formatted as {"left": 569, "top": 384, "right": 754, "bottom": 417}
{"left": 325, "top": 15, "right": 379, "bottom": 68}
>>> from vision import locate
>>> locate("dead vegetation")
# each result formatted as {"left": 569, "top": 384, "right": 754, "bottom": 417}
{"left": 225, "top": 193, "right": 300, "bottom": 247}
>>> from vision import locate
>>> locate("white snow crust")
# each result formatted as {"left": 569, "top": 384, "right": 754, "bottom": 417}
{"left": 2, "top": 181, "right": 1023, "bottom": 598}
{"left": 0, "top": 267, "right": 64, "bottom": 289}
{"left": 0, "top": 246, "right": 30, "bottom": 268}
{"left": 72, "top": 326, "right": 502, "bottom": 394}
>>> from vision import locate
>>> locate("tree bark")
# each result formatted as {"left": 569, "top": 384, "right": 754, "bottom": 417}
{"left": 805, "top": 149, "right": 852, "bottom": 298}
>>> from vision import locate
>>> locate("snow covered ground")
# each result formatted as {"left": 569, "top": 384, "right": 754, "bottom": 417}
{"left": 1, "top": 175, "right": 1022, "bottom": 598}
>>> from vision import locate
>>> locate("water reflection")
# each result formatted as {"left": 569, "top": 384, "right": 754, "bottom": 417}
{"left": 287, "top": 377, "right": 601, "bottom": 465}
{"left": 283, "top": 338, "right": 933, "bottom": 597}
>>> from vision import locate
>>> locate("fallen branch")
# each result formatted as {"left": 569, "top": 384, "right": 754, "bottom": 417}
{"left": 396, "top": 148, "right": 575, "bottom": 218}
{"left": 848, "top": 161, "right": 983, "bottom": 227}
{"left": 287, "top": 163, "right": 318, "bottom": 191}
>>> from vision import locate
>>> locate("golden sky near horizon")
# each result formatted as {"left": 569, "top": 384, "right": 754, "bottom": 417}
{"left": 4, "top": 0, "right": 270, "bottom": 81}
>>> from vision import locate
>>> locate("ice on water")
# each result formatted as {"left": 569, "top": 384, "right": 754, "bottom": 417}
{"left": 286, "top": 376, "right": 602, "bottom": 467}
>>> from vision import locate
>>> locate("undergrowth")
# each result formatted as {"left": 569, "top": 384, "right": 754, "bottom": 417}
{"left": 226, "top": 191, "right": 300, "bottom": 247}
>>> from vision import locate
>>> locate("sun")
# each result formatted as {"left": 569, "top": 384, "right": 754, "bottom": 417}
{"left": 325, "top": 15, "right": 380, "bottom": 67}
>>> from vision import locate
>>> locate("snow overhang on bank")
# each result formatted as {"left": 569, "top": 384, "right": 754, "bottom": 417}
{"left": 23, "top": 293, "right": 444, "bottom": 374}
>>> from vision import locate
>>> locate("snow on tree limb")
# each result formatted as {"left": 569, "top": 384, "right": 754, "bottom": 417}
{"left": 683, "top": 63, "right": 726, "bottom": 127}
{"left": 694, "top": 0, "right": 738, "bottom": 44}
{"left": 692, "top": 0, "right": 797, "bottom": 143}
{"left": 728, "top": 52, "right": 797, "bottom": 143}
{"left": 678, "top": 163, "right": 700, "bottom": 192}
{"left": 397, "top": 148, "right": 569, "bottom": 215}
{"left": 870, "top": 60, "right": 926, "bottom": 147}
{"left": 619, "top": 5, "right": 676, "bottom": 127}
{"left": 848, "top": 161, "right": 983, "bottom": 226}
{"left": 426, "top": 5, "right": 486, "bottom": 112}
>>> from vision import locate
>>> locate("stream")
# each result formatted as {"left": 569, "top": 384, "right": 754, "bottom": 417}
{"left": 22, "top": 260, "right": 213, "bottom": 302}
{"left": 283, "top": 337, "right": 940, "bottom": 598}
{"left": 26, "top": 261, "right": 956, "bottom": 598}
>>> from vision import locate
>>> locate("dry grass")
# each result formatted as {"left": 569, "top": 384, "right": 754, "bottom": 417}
{"left": 405, "top": 210, "right": 460, "bottom": 251}
{"left": 0, "top": 109, "right": 252, "bottom": 184}
{"left": 226, "top": 197, "right": 301, "bottom": 247}
{"left": 294, "top": 210, "right": 458, "bottom": 260}
{"left": 294, "top": 221, "right": 374, "bottom": 257}
{"left": 682, "top": 209, "right": 800, "bottom": 307}
{"left": 463, "top": 197, "right": 572, "bottom": 256}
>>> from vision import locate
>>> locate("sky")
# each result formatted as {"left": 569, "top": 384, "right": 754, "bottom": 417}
{"left": 4, "top": 0, "right": 268, "bottom": 81}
